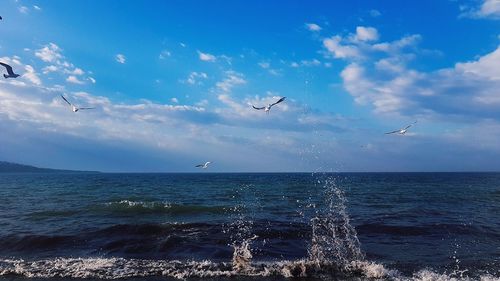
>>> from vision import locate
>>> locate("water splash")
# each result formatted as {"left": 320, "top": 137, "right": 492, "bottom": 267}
{"left": 449, "top": 241, "right": 469, "bottom": 279}
{"left": 223, "top": 183, "right": 260, "bottom": 273}
{"left": 232, "top": 234, "right": 257, "bottom": 273}
{"left": 308, "top": 176, "right": 364, "bottom": 268}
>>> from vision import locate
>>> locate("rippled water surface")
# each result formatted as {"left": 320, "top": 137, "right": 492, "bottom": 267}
{"left": 0, "top": 172, "right": 498, "bottom": 280}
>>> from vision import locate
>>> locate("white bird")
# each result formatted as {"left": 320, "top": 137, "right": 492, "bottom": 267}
{"left": 195, "top": 161, "right": 211, "bottom": 169}
{"left": 61, "top": 95, "right": 95, "bottom": 112}
{"left": 252, "top": 97, "right": 286, "bottom": 114}
{"left": 385, "top": 121, "right": 417, "bottom": 135}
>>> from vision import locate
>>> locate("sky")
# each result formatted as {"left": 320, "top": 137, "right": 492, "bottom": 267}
{"left": 0, "top": 0, "right": 500, "bottom": 172}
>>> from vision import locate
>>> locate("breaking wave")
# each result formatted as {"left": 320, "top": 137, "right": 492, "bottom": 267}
{"left": 96, "top": 200, "right": 229, "bottom": 215}
{"left": 1, "top": 258, "right": 497, "bottom": 280}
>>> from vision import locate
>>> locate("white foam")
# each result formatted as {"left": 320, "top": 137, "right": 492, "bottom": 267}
{"left": 0, "top": 258, "right": 498, "bottom": 280}
{"left": 104, "top": 200, "right": 172, "bottom": 209}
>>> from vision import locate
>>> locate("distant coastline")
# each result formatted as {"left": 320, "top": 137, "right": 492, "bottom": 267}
{"left": 0, "top": 161, "right": 100, "bottom": 173}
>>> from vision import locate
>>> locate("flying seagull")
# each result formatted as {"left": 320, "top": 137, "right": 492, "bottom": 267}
{"left": 0, "top": 62, "right": 20, "bottom": 79}
{"left": 385, "top": 121, "right": 417, "bottom": 135}
{"left": 195, "top": 162, "right": 211, "bottom": 169}
{"left": 61, "top": 95, "right": 95, "bottom": 112}
{"left": 252, "top": 97, "right": 286, "bottom": 114}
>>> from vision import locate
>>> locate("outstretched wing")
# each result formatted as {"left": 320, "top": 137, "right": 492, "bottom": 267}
{"left": 252, "top": 105, "right": 265, "bottom": 110}
{"left": 385, "top": 130, "right": 400, "bottom": 135}
{"left": 403, "top": 120, "right": 417, "bottom": 130}
{"left": 270, "top": 97, "right": 286, "bottom": 107}
{"left": 61, "top": 95, "right": 72, "bottom": 106}
{"left": 0, "top": 62, "right": 15, "bottom": 75}
{"left": 78, "top": 107, "right": 95, "bottom": 110}
{"left": 195, "top": 164, "right": 204, "bottom": 167}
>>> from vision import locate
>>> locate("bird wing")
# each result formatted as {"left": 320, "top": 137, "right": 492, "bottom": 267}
{"left": 195, "top": 164, "right": 204, "bottom": 167}
{"left": 61, "top": 95, "right": 72, "bottom": 106}
{"left": 270, "top": 97, "right": 286, "bottom": 107}
{"left": 252, "top": 105, "right": 265, "bottom": 110}
{"left": 78, "top": 107, "right": 95, "bottom": 110}
{"left": 0, "top": 62, "right": 15, "bottom": 75}
{"left": 385, "top": 130, "right": 400, "bottom": 135}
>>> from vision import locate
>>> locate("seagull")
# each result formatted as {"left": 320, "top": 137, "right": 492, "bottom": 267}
{"left": 252, "top": 97, "right": 286, "bottom": 114}
{"left": 385, "top": 121, "right": 417, "bottom": 135}
{"left": 0, "top": 62, "right": 20, "bottom": 79}
{"left": 61, "top": 95, "right": 95, "bottom": 112}
{"left": 195, "top": 161, "right": 211, "bottom": 169}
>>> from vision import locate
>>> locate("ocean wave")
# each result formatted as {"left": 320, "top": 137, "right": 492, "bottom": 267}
{"left": 0, "top": 221, "right": 311, "bottom": 259}
{"left": 94, "top": 200, "right": 229, "bottom": 215}
{"left": 0, "top": 257, "right": 497, "bottom": 280}
{"left": 356, "top": 223, "right": 500, "bottom": 239}
{"left": 24, "top": 210, "right": 81, "bottom": 221}
{"left": 0, "top": 257, "right": 402, "bottom": 279}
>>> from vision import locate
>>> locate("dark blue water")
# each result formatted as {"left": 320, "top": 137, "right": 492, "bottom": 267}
{"left": 0, "top": 173, "right": 498, "bottom": 280}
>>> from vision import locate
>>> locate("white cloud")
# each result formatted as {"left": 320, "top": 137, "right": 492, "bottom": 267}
{"left": 115, "top": 54, "right": 126, "bottom": 64}
{"left": 23, "top": 65, "right": 42, "bottom": 85}
{"left": 372, "top": 34, "right": 421, "bottom": 53}
{"left": 322, "top": 26, "right": 422, "bottom": 63}
{"left": 196, "top": 99, "right": 208, "bottom": 107}
{"left": 455, "top": 45, "right": 500, "bottom": 79}
{"left": 300, "top": 59, "right": 321, "bottom": 67}
{"left": 258, "top": 61, "right": 270, "bottom": 69}
{"left": 183, "top": 71, "right": 208, "bottom": 85}
{"left": 35, "top": 43, "right": 63, "bottom": 63}
{"left": 369, "top": 9, "right": 381, "bottom": 17}
{"left": 215, "top": 71, "right": 246, "bottom": 93}
{"left": 323, "top": 36, "right": 361, "bottom": 59}
{"left": 159, "top": 50, "right": 171, "bottom": 59}
{"left": 337, "top": 29, "right": 500, "bottom": 119}
{"left": 354, "top": 26, "right": 379, "bottom": 42}
{"left": 462, "top": 0, "right": 500, "bottom": 19}
{"left": 268, "top": 69, "right": 282, "bottom": 76}
{"left": 42, "top": 65, "right": 58, "bottom": 74}
{"left": 305, "top": 23, "right": 322, "bottom": 32}
{"left": 34, "top": 43, "right": 93, "bottom": 86}
{"left": 257, "top": 61, "right": 281, "bottom": 75}
{"left": 66, "top": 75, "right": 85, "bottom": 85}
{"left": 33, "top": 5, "right": 41, "bottom": 10}
{"left": 197, "top": 51, "right": 216, "bottom": 62}
{"left": 219, "top": 55, "right": 232, "bottom": 65}
{"left": 71, "top": 68, "right": 84, "bottom": 75}
{"left": 9, "top": 56, "right": 479, "bottom": 171}
{"left": 18, "top": 6, "right": 29, "bottom": 14}
{"left": 290, "top": 59, "right": 323, "bottom": 68}
{"left": 319, "top": 26, "right": 500, "bottom": 119}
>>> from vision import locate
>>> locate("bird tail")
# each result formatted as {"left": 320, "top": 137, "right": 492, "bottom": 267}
{"left": 3, "top": 74, "right": 7, "bottom": 79}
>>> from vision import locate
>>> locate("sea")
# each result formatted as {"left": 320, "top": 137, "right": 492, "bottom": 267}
{"left": 0, "top": 172, "right": 498, "bottom": 280}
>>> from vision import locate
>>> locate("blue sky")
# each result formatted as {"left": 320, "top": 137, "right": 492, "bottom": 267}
{"left": 0, "top": 0, "right": 500, "bottom": 172}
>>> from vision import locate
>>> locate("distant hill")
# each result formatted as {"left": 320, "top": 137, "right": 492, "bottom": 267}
{"left": 0, "top": 161, "right": 99, "bottom": 173}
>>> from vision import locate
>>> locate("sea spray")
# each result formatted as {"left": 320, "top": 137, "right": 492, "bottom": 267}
{"left": 232, "top": 234, "right": 258, "bottom": 273}
{"left": 223, "top": 183, "right": 260, "bottom": 273}
{"left": 309, "top": 176, "right": 364, "bottom": 268}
